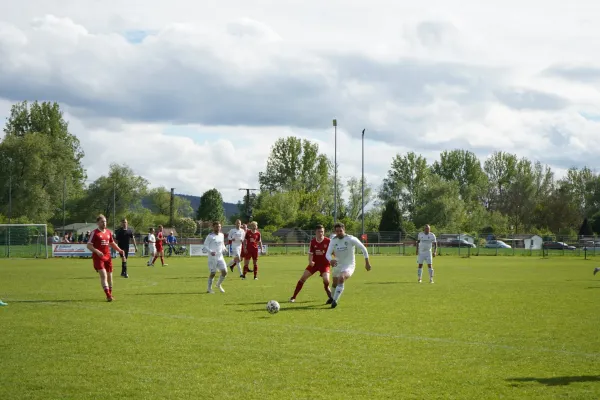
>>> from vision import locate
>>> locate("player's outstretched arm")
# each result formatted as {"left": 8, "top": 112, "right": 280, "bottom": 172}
{"left": 110, "top": 242, "right": 125, "bottom": 257}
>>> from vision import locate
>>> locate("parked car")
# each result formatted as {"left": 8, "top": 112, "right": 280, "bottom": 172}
{"left": 445, "top": 239, "right": 476, "bottom": 248}
{"left": 485, "top": 240, "right": 512, "bottom": 249}
{"left": 543, "top": 241, "right": 576, "bottom": 250}
{"left": 582, "top": 241, "right": 600, "bottom": 251}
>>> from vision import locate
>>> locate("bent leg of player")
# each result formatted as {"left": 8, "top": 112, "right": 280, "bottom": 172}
{"left": 321, "top": 270, "right": 333, "bottom": 303}
{"left": 97, "top": 267, "right": 112, "bottom": 301}
{"left": 216, "top": 260, "right": 228, "bottom": 293}
{"left": 242, "top": 256, "right": 251, "bottom": 279}
{"left": 291, "top": 269, "right": 314, "bottom": 302}
{"left": 207, "top": 260, "right": 217, "bottom": 293}
{"left": 331, "top": 265, "right": 355, "bottom": 309}
{"left": 148, "top": 250, "right": 155, "bottom": 266}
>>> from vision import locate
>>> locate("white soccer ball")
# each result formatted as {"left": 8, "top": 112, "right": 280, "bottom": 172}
{"left": 266, "top": 300, "right": 280, "bottom": 314}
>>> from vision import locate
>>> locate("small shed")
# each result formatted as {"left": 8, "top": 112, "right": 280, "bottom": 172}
{"left": 510, "top": 234, "right": 543, "bottom": 249}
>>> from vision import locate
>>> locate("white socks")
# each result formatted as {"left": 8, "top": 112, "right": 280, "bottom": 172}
{"left": 208, "top": 277, "right": 214, "bottom": 290}
{"left": 428, "top": 267, "right": 434, "bottom": 278}
{"left": 333, "top": 284, "right": 345, "bottom": 302}
{"left": 417, "top": 268, "right": 423, "bottom": 279}
{"left": 217, "top": 275, "right": 225, "bottom": 286}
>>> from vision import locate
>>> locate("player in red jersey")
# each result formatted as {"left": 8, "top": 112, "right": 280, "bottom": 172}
{"left": 242, "top": 221, "right": 262, "bottom": 280}
{"left": 86, "top": 214, "right": 126, "bottom": 302}
{"left": 290, "top": 224, "right": 333, "bottom": 304}
{"left": 151, "top": 225, "right": 168, "bottom": 267}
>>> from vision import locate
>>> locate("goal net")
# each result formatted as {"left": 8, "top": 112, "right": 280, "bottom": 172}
{"left": 0, "top": 224, "right": 49, "bottom": 258}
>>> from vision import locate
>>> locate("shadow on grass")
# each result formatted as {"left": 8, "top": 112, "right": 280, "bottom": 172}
{"left": 236, "top": 304, "right": 326, "bottom": 312}
{"left": 364, "top": 281, "right": 414, "bottom": 285}
{"left": 9, "top": 299, "right": 88, "bottom": 303}
{"left": 507, "top": 376, "right": 600, "bottom": 386}
{"left": 133, "top": 292, "right": 201, "bottom": 296}
{"left": 164, "top": 277, "right": 201, "bottom": 280}
{"left": 227, "top": 301, "right": 313, "bottom": 306}
{"left": 71, "top": 277, "right": 98, "bottom": 280}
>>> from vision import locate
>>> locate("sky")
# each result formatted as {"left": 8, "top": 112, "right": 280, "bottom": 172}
{"left": 1, "top": 0, "right": 600, "bottom": 204}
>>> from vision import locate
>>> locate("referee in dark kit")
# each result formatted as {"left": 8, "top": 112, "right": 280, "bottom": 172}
{"left": 115, "top": 218, "right": 138, "bottom": 278}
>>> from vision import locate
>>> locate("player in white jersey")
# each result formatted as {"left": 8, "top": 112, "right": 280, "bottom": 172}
{"left": 325, "top": 222, "right": 372, "bottom": 309}
{"left": 146, "top": 228, "right": 157, "bottom": 267}
{"left": 416, "top": 224, "right": 437, "bottom": 283}
{"left": 227, "top": 219, "right": 246, "bottom": 277}
{"left": 202, "top": 221, "right": 228, "bottom": 293}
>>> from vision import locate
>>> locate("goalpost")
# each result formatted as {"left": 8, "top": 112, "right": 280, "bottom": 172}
{"left": 0, "top": 224, "right": 49, "bottom": 259}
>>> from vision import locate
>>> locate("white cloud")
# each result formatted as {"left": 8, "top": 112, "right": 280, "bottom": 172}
{"left": 1, "top": 1, "right": 600, "bottom": 204}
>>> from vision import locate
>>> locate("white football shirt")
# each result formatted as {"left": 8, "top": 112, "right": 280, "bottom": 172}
{"left": 203, "top": 232, "right": 227, "bottom": 259}
{"left": 418, "top": 232, "right": 437, "bottom": 253}
{"left": 148, "top": 234, "right": 156, "bottom": 245}
{"left": 228, "top": 228, "right": 245, "bottom": 245}
{"left": 326, "top": 234, "right": 369, "bottom": 267}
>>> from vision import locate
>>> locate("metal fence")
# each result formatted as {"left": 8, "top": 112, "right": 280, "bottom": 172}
{"left": 38, "top": 230, "right": 600, "bottom": 259}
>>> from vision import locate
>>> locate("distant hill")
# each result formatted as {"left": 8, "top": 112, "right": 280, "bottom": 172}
{"left": 142, "top": 194, "right": 239, "bottom": 219}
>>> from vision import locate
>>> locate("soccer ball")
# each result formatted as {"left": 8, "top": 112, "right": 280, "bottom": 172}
{"left": 266, "top": 300, "right": 280, "bottom": 314}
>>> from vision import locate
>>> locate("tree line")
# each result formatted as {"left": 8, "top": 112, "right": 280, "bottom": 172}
{"left": 1, "top": 101, "right": 599, "bottom": 238}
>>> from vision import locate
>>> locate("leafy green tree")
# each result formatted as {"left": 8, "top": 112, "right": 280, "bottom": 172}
{"left": 378, "top": 200, "right": 403, "bottom": 232}
{"left": 346, "top": 177, "right": 373, "bottom": 221}
{"left": 380, "top": 152, "right": 429, "bottom": 220}
{"left": 258, "top": 137, "right": 330, "bottom": 195}
{"left": 579, "top": 217, "right": 594, "bottom": 237}
{"left": 76, "top": 163, "right": 149, "bottom": 224}
{"left": 431, "top": 149, "right": 488, "bottom": 204}
{"left": 589, "top": 211, "right": 600, "bottom": 235}
{"left": 196, "top": 189, "right": 226, "bottom": 223}
{"left": 147, "top": 187, "right": 194, "bottom": 218}
{"left": 0, "top": 101, "right": 86, "bottom": 222}
{"left": 176, "top": 217, "right": 197, "bottom": 237}
{"left": 413, "top": 175, "right": 465, "bottom": 232}
{"left": 483, "top": 151, "right": 518, "bottom": 212}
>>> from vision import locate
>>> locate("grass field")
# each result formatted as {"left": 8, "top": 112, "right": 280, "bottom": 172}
{"left": 1, "top": 255, "right": 599, "bottom": 399}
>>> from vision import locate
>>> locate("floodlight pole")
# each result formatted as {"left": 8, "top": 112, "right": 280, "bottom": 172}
{"left": 361, "top": 129, "right": 365, "bottom": 239}
{"left": 7, "top": 157, "right": 12, "bottom": 257}
{"left": 333, "top": 119, "right": 337, "bottom": 225}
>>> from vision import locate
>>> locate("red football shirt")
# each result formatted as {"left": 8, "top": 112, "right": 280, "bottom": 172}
{"left": 156, "top": 232, "right": 164, "bottom": 249}
{"left": 89, "top": 228, "right": 114, "bottom": 259}
{"left": 310, "top": 237, "right": 331, "bottom": 267}
{"left": 244, "top": 230, "right": 261, "bottom": 250}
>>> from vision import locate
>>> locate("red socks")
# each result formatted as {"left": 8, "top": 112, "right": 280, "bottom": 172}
{"left": 253, "top": 265, "right": 258, "bottom": 278}
{"left": 324, "top": 283, "right": 332, "bottom": 299}
{"left": 292, "top": 280, "right": 304, "bottom": 299}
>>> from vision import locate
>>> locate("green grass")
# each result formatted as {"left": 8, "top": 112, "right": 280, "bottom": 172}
{"left": 1, "top": 255, "right": 599, "bottom": 399}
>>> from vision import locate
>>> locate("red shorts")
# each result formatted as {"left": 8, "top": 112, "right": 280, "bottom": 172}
{"left": 306, "top": 264, "right": 330, "bottom": 275}
{"left": 156, "top": 245, "right": 163, "bottom": 253}
{"left": 93, "top": 256, "right": 113, "bottom": 273}
{"left": 244, "top": 249, "right": 259, "bottom": 262}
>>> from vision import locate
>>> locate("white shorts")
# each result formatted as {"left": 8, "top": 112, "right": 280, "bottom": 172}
{"left": 148, "top": 246, "right": 156, "bottom": 255}
{"left": 208, "top": 258, "right": 227, "bottom": 273}
{"left": 231, "top": 244, "right": 242, "bottom": 258}
{"left": 417, "top": 252, "right": 433, "bottom": 265}
{"left": 332, "top": 264, "right": 355, "bottom": 278}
